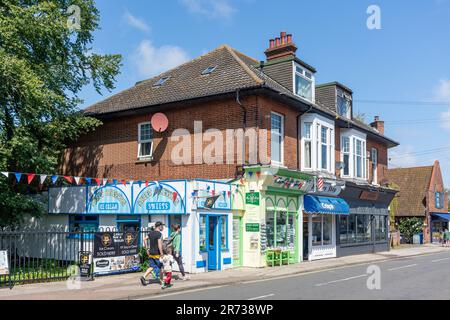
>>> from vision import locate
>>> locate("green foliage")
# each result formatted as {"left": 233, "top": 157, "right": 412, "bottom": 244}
{"left": 398, "top": 217, "right": 424, "bottom": 243}
{"left": 138, "top": 246, "right": 149, "bottom": 271}
{"left": 0, "top": 1, "right": 122, "bottom": 227}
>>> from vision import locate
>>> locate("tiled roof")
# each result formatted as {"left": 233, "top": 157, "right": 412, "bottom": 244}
{"left": 386, "top": 166, "right": 433, "bottom": 216}
{"left": 83, "top": 44, "right": 398, "bottom": 146}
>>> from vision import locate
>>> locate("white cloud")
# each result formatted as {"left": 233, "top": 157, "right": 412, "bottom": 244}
{"left": 131, "top": 40, "right": 189, "bottom": 78}
{"left": 389, "top": 145, "right": 419, "bottom": 168}
{"left": 181, "top": 0, "right": 236, "bottom": 20}
{"left": 434, "top": 79, "right": 450, "bottom": 131}
{"left": 123, "top": 10, "right": 150, "bottom": 33}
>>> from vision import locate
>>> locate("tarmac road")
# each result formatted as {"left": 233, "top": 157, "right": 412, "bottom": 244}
{"left": 140, "top": 251, "right": 450, "bottom": 300}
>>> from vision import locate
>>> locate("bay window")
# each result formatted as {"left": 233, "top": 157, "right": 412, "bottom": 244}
{"left": 294, "top": 65, "right": 315, "bottom": 102}
{"left": 300, "top": 115, "right": 334, "bottom": 174}
{"left": 340, "top": 130, "right": 367, "bottom": 180}
{"left": 271, "top": 112, "right": 284, "bottom": 165}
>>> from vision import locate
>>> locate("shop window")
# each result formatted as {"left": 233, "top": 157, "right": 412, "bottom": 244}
{"left": 311, "top": 215, "right": 323, "bottom": 247}
{"left": 266, "top": 210, "right": 276, "bottom": 248}
{"left": 199, "top": 215, "right": 206, "bottom": 252}
{"left": 68, "top": 215, "right": 99, "bottom": 239}
{"left": 322, "top": 215, "right": 332, "bottom": 245}
{"left": 168, "top": 215, "right": 182, "bottom": 236}
{"left": 348, "top": 214, "right": 357, "bottom": 243}
{"left": 276, "top": 211, "right": 287, "bottom": 247}
{"left": 339, "top": 215, "right": 348, "bottom": 244}
{"left": 287, "top": 214, "right": 295, "bottom": 249}
{"left": 219, "top": 216, "right": 228, "bottom": 250}
{"left": 375, "top": 216, "right": 387, "bottom": 241}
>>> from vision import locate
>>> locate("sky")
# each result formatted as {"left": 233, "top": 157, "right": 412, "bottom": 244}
{"left": 79, "top": 0, "right": 450, "bottom": 186}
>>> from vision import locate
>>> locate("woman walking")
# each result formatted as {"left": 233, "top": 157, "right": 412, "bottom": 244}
{"left": 171, "top": 224, "right": 188, "bottom": 280}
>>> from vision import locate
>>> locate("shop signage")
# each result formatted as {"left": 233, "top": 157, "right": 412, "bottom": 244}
{"left": 93, "top": 231, "right": 139, "bottom": 275}
{"left": 245, "top": 223, "right": 260, "bottom": 232}
{"left": 360, "top": 190, "right": 379, "bottom": 201}
{"left": 134, "top": 182, "right": 185, "bottom": 214}
{"left": 88, "top": 186, "right": 131, "bottom": 214}
{"left": 245, "top": 192, "right": 260, "bottom": 206}
{"left": 0, "top": 250, "right": 9, "bottom": 275}
{"left": 78, "top": 251, "right": 92, "bottom": 279}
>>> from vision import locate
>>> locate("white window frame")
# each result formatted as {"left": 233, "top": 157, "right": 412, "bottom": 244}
{"left": 336, "top": 88, "right": 352, "bottom": 119}
{"left": 341, "top": 136, "right": 351, "bottom": 177}
{"left": 371, "top": 148, "right": 378, "bottom": 185}
{"left": 137, "top": 122, "right": 153, "bottom": 160}
{"left": 293, "top": 62, "right": 315, "bottom": 103}
{"left": 340, "top": 129, "right": 367, "bottom": 181}
{"left": 300, "top": 114, "right": 335, "bottom": 174}
{"left": 270, "top": 112, "right": 284, "bottom": 166}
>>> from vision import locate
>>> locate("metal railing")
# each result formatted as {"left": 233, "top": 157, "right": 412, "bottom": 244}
{"left": 0, "top": 227, "right": 150, "bottom": 288}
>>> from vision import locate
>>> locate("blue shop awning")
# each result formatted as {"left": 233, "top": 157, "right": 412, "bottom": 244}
{"left": 431, "top": 213, "right": 450, "bottom": 221}
{"left": 304, "top": 195, "right": 350, "bottom": 215}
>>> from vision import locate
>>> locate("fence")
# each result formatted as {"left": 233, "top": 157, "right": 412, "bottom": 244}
{"left": 0, "top": 228, "right": 150, "bottom": 288}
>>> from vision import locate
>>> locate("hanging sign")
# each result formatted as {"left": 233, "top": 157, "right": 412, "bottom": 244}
{"left": 245, "top": 192, "right": 260, "bottom": 206}
{"left": 0, "top": 250, "right": 9, "bottom": 275}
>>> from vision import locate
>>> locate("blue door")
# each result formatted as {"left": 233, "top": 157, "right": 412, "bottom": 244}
{"left": 207, "top": 216, "right": 218, "bottom": 270}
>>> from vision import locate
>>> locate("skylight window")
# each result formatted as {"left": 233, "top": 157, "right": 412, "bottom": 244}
{"left": 201, "top": 66, "right": 217, "bottom": 75}
{"left": 154, "top": 76, "right": 170, "bottom": 87}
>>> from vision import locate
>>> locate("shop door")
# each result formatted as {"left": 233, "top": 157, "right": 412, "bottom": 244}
{"left": 208, "top": 216, "right": 219, "bottom": 270}
{"left": 302, "top": 217, "right": 309, "bottom": 260}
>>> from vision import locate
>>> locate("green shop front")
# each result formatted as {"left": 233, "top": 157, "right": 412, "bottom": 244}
{"left": 234, "top": 166, "right": 314, "bottom": 268}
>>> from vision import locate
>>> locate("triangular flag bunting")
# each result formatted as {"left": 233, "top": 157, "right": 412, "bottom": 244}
{"left": 102, "top": 178, "right": 108, "bottom": 186}
{"left": 1, "top": 172, "right": 8, "bottom": 178}
{"left": 137, "top": 180, "right": 142, "bottom": 187}
{"left": 74, "top": 177, "right": 81, "bottom": 185}
{"left": 27, "top": 173, "right": 36, "bottom": 184}
{"left": 94, "top": 178, "right": 101, "bottom": 186}
{"left": 256, "top": 171, "right": 261, "bottom": 178}
{"left": 14, "top": 173, "right": 22, "bottom": 182}
{"left": 145, "top": 181, "right": 149, "bottom": 187}
{"left": 64, "top": 176, "right": 73, "bottom": 184}
{"left": 211, "top": 190, "right": 215, "bottom": 196}
{"left": 85, "top": 177, "right": 92, "bottom": 185}
{"left": 247, "top": 171, "right": 253, "bottom": 177}
{"left": 172, "top": 192, "right": 178, "bottom": 202}
{"left": 129, "top": 180, "right": 134, "bottom": 186}
{"left": 39, "top": 175, "right": 47, "bottom": 185}
{"left": 227, "top": 191, "right": 231, "bottom": 197}
{"left": 122, "top": 180, "right": 127, "bottom": 186}
{"left": 51, "top": 175, "right": 58, "bottom": 184}
{"left": 113, "top": 179, "right": 118, "bottom": 185}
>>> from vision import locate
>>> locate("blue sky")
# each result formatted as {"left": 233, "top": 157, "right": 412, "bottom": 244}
{"left": 80, "top": 0, "right": 450, "bottom": 185}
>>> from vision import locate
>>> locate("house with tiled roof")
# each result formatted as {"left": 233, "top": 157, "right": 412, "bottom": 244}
{"left": 387, "top": 160, "right": 449, "bottom": 244}
{"left": 51, "top": 32, "right": 399, "bottom": 271}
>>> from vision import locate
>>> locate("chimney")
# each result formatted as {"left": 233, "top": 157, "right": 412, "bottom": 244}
{"left": 265, "top": 31, "right": 298, "bottom": 61}
{"left": 370, "top": 116, "right": 385, "bottom": 135}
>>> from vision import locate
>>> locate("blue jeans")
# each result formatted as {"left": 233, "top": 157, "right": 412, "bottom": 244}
{"left": 149, "top": 258, "right": 162, "bottom": 278}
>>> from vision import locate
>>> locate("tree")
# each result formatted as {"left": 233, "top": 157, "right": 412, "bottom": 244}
{"left": 0, "top": 0, "right": 122, "bottom": 227}
{"left": 398, "top": 218, "right": 424, "bottom": 244}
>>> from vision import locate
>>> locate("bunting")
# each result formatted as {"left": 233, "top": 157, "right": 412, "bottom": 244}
{"left": 27, "top": 173, "right": 36, "bottom": 184}
{"left": 14, "top": 173, "right": 22, "bottom": 182}
{"left": 39, "top": 175, "right": 47, "bottom": 185}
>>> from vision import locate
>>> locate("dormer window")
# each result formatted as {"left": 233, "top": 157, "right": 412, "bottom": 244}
{"left": 294, "top": 65, "right": 315, "bottom": 102}
{"left": 337, "top": 88, "right": 352, "bottom": 118}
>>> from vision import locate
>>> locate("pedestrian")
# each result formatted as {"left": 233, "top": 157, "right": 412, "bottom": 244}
{"left": 445, "top": 229, "right": 450, "bottom": 247}
{"left": 171, "top": 223, "right": 189, "bottom": 280}
{"left": 140, "top": 221, "right": 165, "bottom": 286}
{"left": 160, "top": 247, "right": 175, "bottom": 289}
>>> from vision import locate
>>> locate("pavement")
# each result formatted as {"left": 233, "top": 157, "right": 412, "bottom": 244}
{"left": 0, "top": 244, "right": 448, "bottom": 300}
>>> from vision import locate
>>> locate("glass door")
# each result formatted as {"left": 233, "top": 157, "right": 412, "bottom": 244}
{"left": 207, "top": 216, "right": 218, "bottom": 270}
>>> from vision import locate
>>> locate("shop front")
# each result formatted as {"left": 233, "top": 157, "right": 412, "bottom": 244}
{"left": 431, "top": 213, "right": 450, "bottom": 244}
{"left": 303, "top": 195, "right": 350, "bottom": 261}
{"left": 235, "top": 166, "right": 314, "bottom": 268}
{"left": 47, "top": 179, "right": 233, "bottom": 274}
{"left": 337, "top": 182, "right": 397, "bottom": 256}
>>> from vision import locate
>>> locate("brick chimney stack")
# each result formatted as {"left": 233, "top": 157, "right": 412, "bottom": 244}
{"left": 370, "top": 116, "right": 385, "bottom": 135}
{"left": 265, "top": 31, "right": 297, "bottom": 61}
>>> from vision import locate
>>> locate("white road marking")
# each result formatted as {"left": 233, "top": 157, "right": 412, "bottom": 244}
{"left": 432, "top": 257, "right": 450, "bottom": 263}
{"left": 248, "top": 293, "right": 275, "bottom": 300}
{"left": 315, "top": 274, "right": 367, "bottom": 287}
{"left": 388, "top": 264, "right": 417, "bottom": 271}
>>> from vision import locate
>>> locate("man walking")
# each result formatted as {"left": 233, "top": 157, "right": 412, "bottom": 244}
{"left": 140, "top": 221, "right": 164, "bottom": 286}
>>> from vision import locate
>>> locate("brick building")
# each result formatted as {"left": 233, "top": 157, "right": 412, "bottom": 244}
{"left": 55, "top": 32, "right": 399, "bottom": 268}
{"left": 387, "top": 160, "right": 449, "bottom": 244}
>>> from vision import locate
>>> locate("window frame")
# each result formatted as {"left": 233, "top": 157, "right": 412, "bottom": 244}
{"left": 336, "top": 88, "right": 352, "bottom": 119}
{"left": 270, "top": 112, "right": 285, "bottom": 166}
{"left": 340, "top": 129, "right": 367, "bottom": 180}
{"left": 300, "top": 114, "right": 335, "bottom": 174}
{"left": 371, "top": 148, "right": 378, "bottom": 184}
{"left": 68, "top": 215, "right": 99, "bottom": 239}
{"left": 137, "top": 122, "right": 153, "bottom": 160}
{"left": 293, "top": 63, "right": 315, "bottom": 103}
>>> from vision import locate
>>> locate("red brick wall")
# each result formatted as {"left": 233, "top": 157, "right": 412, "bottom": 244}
{"left": 366, "top": 138, "right": 388, "bottom": 184}
{"left": 60, "top": 95, "right": 301, "bottom": 180}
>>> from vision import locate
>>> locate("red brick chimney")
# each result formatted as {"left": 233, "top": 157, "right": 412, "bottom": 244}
{"left": 264, "top": 31, "right": 297, "bottom": 61}
{"left": 370, "top": 116, "right": 385, "bottom": 134}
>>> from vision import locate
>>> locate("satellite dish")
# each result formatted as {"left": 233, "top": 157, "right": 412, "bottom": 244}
{"left": 151, "top": 113, "right": 169, "bottom": 133}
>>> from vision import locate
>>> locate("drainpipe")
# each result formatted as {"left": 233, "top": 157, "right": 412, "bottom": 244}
{"left": 236, "top": 89, "right": 246, "bottom": 166}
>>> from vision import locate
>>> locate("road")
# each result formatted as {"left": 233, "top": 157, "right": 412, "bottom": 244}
{"left": 139, "top": 251, "right": 450, "bottom": 300}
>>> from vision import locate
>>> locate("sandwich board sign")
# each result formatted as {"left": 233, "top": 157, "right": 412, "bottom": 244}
{"left": 0, "top": 250, "right": 9, "bottom": 275}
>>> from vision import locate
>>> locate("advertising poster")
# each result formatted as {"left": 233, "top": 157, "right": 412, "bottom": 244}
{"left": 93, "top": 231, "right": 140, "bottom": 275}
{"left": 0, "top": 250, "right": 9, "bottom": 275}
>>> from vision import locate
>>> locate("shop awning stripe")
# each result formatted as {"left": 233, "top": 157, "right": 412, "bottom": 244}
{"left": 304, "top": 195, "right": 350, "bottom": 215}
